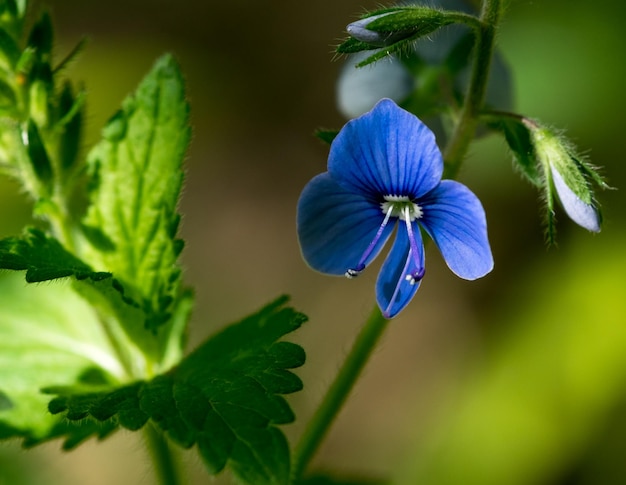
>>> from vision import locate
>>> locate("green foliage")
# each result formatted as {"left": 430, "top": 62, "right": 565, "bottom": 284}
{"left": 81, "top": 54, "right": 189, "bottom": 334}
{"left": 0, "top": 271, "right": 121, "bottom": 442}
{"left": 46, "top": 297, "right": 307, "bottom": 485}
{"left": 0, "top": 227, "right": 107, "bottom": 281}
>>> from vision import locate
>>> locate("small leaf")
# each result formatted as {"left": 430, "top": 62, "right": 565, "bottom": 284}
{"left": 46, "top": 297, "right": 307, "bottom": 485}
{"left": 82, "top": 54, "right": 190, "bottom": 333}
{"left": 314, "top": 129, "right": 339, "bottom": 145}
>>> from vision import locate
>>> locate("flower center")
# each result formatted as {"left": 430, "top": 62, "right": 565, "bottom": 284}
{"left": 344, "top": 195, "right": 425, "bottom": 282}
{"left": 380, "top": 195, "right": 423, "bottom": 220}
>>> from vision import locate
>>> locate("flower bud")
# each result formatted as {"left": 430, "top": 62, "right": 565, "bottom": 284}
{"left": 531, "top": 126, "right": 602, "bottom": 233}
{"left": 346, "top": 13, "right": 403, "bottom": 47}
{"left": 345, "top": 7, "right": 450, "bottom": 48}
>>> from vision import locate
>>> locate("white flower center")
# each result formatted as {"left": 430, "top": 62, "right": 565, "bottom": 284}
{"left": 380, "top": 195, "right": 423, "bottom": 220}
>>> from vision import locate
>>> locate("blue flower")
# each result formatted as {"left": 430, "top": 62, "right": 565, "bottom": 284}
{"left": 297, "top": 99, "right": 493, "bottom": 318}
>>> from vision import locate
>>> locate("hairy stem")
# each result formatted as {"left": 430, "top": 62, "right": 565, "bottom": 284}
{"left": 291, "top": 306, "right": 389, "bottom": 482}
{"left": 443, "top": 0, "right": 502, "bottom": 179}
{"left": 144, "top": 424, "right": 181, "bottom": 485}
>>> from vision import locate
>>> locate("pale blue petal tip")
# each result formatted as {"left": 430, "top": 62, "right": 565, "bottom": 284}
{"left": 551, "top": 167, "right": 601, "bottom": 233}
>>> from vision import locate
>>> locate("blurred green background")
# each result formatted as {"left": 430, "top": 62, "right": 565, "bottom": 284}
{"left": 1, "top": 0, "right": 625, "bottom": 484}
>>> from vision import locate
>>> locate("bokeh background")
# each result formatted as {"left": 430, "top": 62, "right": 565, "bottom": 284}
{"left": 1, "top": 0, "right": 625, "bottom": 483}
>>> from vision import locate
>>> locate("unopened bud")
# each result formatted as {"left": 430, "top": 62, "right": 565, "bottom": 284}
{"left": 346, "top": 8, "right": 450, "bottom": 48}
{"left": 532, "top": 126, "right": 602, "bottom": 233}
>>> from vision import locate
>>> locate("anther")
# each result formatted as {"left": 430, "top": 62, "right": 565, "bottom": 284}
{"left": 405, "top": 267, "right": 426, "bottom": 285}
{"left": 345, "top": 268, "right": 362, "bottom": 279}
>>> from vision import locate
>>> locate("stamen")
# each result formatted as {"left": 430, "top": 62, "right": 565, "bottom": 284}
{"left": 402, "top": 206, "right": 425, "bottom": 284}
{"left": 344, "top": 204, "right": 395, "bottom": 279}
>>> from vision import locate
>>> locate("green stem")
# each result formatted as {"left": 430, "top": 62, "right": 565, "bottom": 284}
{"left": 291, "top": 306, "right": 389, "bottom": 482}
{"left": 443, "top": 0, "right": 502, "bottom": 179}
{"left": 144, "top": 423, "right": 181, "bottom": 485}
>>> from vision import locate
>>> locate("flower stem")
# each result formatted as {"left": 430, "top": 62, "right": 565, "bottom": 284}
{"left": 443, "top": 0, "right": 503, "bottom": 179}
{"left": 291, "top": 306, "right": 389, "bottom": 482}
{"left": 144, "top": 423, "right": 181, "bottom": 485}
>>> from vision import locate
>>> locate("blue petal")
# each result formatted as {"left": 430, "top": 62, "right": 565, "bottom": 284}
{"left": 328, "top": 99, "right": 443, "bottom": 199}
{"left": 376, "top": 223, "right": 424, "bottom": 318}
{"left": 419, "top": 180, "right": 493, "bottom": 280}
{"left": 297, "top": 172, "right": 395, "bottom": 275}
{"left": 550, "top": 166, "right": 601, "bottom": 232}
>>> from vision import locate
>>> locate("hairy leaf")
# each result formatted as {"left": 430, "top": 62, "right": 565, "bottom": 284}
{"left": 46, "top": 297, "right": 307, "bottom": 485}
{"left": 81, "top": 53, "right": 190, "bottom": 333}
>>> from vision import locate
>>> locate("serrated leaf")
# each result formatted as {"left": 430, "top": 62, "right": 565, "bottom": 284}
{"left": 46, "top": 296, "right": 307, "bottom": 485}
{"left": 0, "top": 227, "right": 109, "bottom": 281}
{"left": 0, "top": 271, "right": 123, "bottom": 443}
{"left": 81, "top": 53, "right": 190, "bottom": 334}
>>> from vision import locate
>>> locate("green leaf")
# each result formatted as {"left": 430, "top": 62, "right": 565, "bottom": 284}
{"left": 0, "top": 228, "right": 183, "bottom": 372}
{"left": 495, "top": 116, "right": 541, "bottom": 185}
{"left": 314, "top": 129, "right": 338, "bottom": 145}
{"left": 81, "top": 53, "right": 190, "bottom": 333}
{"left": 0, "top": 271, "right": 124, "bottom": 443}
{"left": 46, "top": 297, "right": 307, "bottom": 485}
{"left": 0, "top": 227, "right": 109, "bottom": 282}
